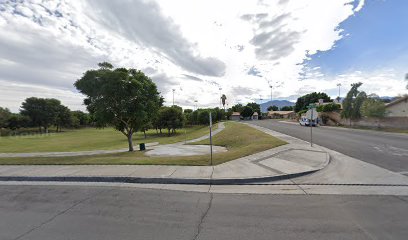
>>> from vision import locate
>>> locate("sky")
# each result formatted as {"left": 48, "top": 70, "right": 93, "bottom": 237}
{"left": 0, "top": 0, "right": 407, "bottom": 112}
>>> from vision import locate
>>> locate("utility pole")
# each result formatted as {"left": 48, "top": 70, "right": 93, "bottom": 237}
{"left": 337, "top": 83, "right": 341, "bottom": 101}
{"left": 219, "top": 87, "right": 222, "bottom": 109}
{"left": 172, "top": 89, "right": 175, "bottom": 106}
{"left": 269, "top": 85, "right": 273, "bottom": 102}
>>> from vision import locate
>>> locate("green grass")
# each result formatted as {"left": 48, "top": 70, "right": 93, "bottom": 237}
{"left": 0, "top": 125, "right": 215, "bottom": 153}
{"left": 0, "top": 122, "right": 286, "bottom": 165}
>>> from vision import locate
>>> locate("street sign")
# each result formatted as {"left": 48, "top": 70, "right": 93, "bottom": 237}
{"left": 306, "top": 108, "right": 318, "bottom": 120}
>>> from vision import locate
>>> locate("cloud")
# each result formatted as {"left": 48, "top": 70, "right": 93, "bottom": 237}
{"left": 242, "top": 12, "right": 302, "bottom": 61}
{"left": 247, "top": 66, "right": 263, "bottom": 77}
{"left": 181, "top": 74, "right": 204, "bottom": 82}
{"left": 85, "top": 0, "right": 226, "bottom": 77}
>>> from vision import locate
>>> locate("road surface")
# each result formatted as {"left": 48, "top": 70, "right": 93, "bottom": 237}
{"left": 1, "top": 185, "right": 407, "bottom": 240}
{"left": 251, "top": 120, "right": 408, "bottom": 173}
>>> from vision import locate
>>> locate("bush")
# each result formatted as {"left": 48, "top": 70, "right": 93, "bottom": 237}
{"left": 317, "top": 103, "right": 341, "bottom": 112}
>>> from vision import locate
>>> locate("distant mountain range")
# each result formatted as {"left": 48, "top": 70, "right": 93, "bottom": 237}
{"left": 260, "top": 100, "right": 295, "bottom": 112}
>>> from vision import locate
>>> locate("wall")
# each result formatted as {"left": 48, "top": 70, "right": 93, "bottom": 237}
{"left": 320, "top": 111, "right": 408, "bottom": 129}
{"left": 386, "top": 99, "right": 408, "bottom": 117}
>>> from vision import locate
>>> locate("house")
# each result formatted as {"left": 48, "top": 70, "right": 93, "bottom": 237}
{"left": 267, "top": 111, "right": 296, "bottom": 119}
{"left": 385, "top": 96, "right": 408, "bottom": 117}
{"left": 252, "top": 112, "right": 259, "bottom": 120}
{"left": 230, "top": 112, "right": 241, "bottom": 121}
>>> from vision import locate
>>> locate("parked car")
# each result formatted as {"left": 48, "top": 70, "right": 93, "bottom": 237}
{"left": 299, "top": 117, "right": 317, "bottom": 127}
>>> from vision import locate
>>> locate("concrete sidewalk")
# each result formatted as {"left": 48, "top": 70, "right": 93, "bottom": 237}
{"left": 0, "top": 122, "right": 329, "bottom": 185}
{"left": 0, "top": 146, "right": 329, "bottom": 184}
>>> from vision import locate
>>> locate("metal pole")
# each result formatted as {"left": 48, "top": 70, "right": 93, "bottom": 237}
{"left": 172, "top": 89, "right": 175, "bottom": 106}
{"left": 209, "top": 112, "right": 213, "bottom": 165}
{"left": 270, "top": 85, "right": 272, "bottom": 102}
{"left": 310, "top": 109, "right": 313, "bottom": 147}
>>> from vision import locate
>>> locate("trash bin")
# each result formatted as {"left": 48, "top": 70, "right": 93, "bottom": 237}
{"left": 139, "top": 143, "right": 146, "bottom": 151}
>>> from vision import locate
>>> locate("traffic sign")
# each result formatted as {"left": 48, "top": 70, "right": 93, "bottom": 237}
{"left": 306, "top": 108, "right": 318, "bottom": 120}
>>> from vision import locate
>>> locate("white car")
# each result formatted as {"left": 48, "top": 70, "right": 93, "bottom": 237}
{"left": 299, "top": 117, "right": 317, "bottom": 127}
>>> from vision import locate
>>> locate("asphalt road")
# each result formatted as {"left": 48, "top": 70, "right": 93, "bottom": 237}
{"left": 251, "top": 120, "right": 408, "bottom": 173}
{"left": 1, "top": 185, "right": 407, "bottom": 240}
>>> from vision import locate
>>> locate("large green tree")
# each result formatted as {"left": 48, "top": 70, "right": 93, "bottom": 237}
{"left": 231, "top": 104, "right": 244, "bottom": 113}
{"left": 360, "top": 98, "right": 386, "bottom": 118}
{"left": 158, "top": 106, "right": 184, "bottom": 136}
{"left": 246, "top": 102, "right": 261, "bottom": 115}
{"left": 341, "top": 82, "right": 367, "bottom": 120}
{"left": 55, "top": 105, "right": 73, "bottom": 132}
{"left": 267, "top": 105, "right": 279, "bottom": 111}
{"left": 20, "top": 97, "right": 62, "bottom": 133}
{"left": 294, "top": 92, "right": 331, "bottom": 112}
{"left": 241, "top": 106, "right": 254, "bottom": 118}
{"left": 74, "top": 62, "right": 162, "bottom": 151}
{"left": 0, "top": 107, "right": 11, "bottom": 128}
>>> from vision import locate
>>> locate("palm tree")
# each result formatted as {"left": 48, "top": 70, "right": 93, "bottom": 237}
{"left": 221, "top": 94, "right": 227, "bottom": 111}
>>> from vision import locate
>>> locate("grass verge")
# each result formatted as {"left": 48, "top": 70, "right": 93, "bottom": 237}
{"left": 0, "top": 122, "right": 286, "bottom": 165}
{"left": 0, "top": 125, "right": 216, "bottom": 153}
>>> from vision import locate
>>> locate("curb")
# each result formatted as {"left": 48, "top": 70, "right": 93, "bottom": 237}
{"left": 0, "top": 169, "right": 318, "bottom": 185}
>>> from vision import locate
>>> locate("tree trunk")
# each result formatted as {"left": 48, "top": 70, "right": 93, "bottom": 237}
{"left": 38, "top": 126, "right": 42, "bottom": 133}
{"left": 127, "top": 131, "right": 134, "bottom": 152}
{"left": 45, "top": 126, "right": 49, "bottom": 134}
{"left": 143, "top": 129, "right": 146, "bottom": 139}
{"left": 159, "top": 128, "right": 162, "bottom": 134}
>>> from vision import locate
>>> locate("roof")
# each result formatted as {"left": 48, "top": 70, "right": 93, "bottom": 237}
{"left": 231, "top": 112, "right": 241, "bottom": 116}
{"left": 386, "top": 96, "right": 408, "bottom": 108}
{"left": 253, "top": 112, "right": 259, "bottom": 115}
{"left": 268, "top": 111, "right": 295, "bottom": 115}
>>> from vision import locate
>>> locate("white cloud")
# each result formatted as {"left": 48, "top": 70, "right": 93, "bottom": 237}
{"left": 0, "top": 0, "right": 404, "bottom": 112}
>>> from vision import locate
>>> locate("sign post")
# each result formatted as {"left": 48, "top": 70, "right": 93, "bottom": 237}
{"left": 306, "top": 104, "right": 317, "bottom": 147}
{"left": 209, "top": 112, "right": 213, "bottom": 166}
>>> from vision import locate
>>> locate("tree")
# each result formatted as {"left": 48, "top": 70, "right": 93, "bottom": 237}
{"left": 74, "top": 63, "right": 162, "bottom": 151}
{"left": 280, "top": 106, "right": 294, "bottom": 111}
{"left": 294, "top": 92, "right": 331, "bottom": 112}
{"left": 360, "top": 98, "right": 386, "bottom": 118}
{"left": 55, "top": 105, "right": 72, "bottom": 132}
{"left": 341, "top": 82, "right": 367, "bottom": 121}
{"left": 241, "top": 106, "right": 254, "bottom": 118}
{"left": 6, "top": 114, "right": 30, "bottom": 132}
{"left": 71, "top": 111, "right": 91, "bottom": 126}
{"left": 267, "top": 105, "right": 279, "bottom": 111}
{"left": 158, "top": 106, "right": 184, "bottom": 136}
{"left": 221, "top": 94, "right": 227, "bottom": 110}
{"left": 20, "top": 97, "right": 61, "bottom": 133}
{"left": 231, "top": 104, "right": 244, "bottom": 113}
{"left": 0, "top": 107, "right": 11, "bottom": 128}
{"left": 316, "top": 103, "right": 341, "bottom": 112}
{"left": 246, "top": 102, "right": 261, "bottom": 115}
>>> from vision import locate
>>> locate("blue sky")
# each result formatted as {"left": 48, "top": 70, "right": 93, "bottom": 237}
{"left": 306, "top": 0, "right": 408, "bottom": 77}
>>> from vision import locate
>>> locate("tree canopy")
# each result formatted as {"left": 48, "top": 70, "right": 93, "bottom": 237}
{"left": 360, "top": 98, "right": 386, "bottom": 118}
{"left": 20, "top": 97, "right": 64, "bottom": 133}
{"left": 294, "top": 92, "right": 331, "bottom": 112}
{"left": 241, "top": 106, "right": 254, "bottom": 118}
{"left": 267, "top": 105, "right": 279, "bottom": 111}
{"left": 341, "top": 82, "right": 367, "bottom": 120}
{"left": 74, "top": 63, "right": 162, "bottom": 151}
{"left": 246, "top": 102, "right": 261, "bottom": 115}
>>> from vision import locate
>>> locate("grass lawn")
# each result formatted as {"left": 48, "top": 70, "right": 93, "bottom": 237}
{"left": 0, "top": 125, "right": 216, "bottom": 153}
{"left": 0, "top": 122, "right": 286, "bottom": 165}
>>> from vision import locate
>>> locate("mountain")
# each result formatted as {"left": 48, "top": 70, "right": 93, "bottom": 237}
{"left": 260, "top": 100, "right": 295, "bottom": 112}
